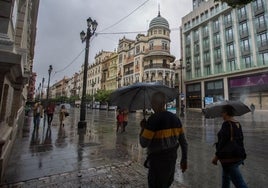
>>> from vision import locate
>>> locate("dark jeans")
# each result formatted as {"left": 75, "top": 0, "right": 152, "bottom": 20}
{"left": 147, "top": 149, "right": 177, "bottom": 188}
{"left": 33, "top": 114, "right": 41, "bottom": 128}
{"left": 47, "top": 114, "right": 54, "bottom": 125}
{"left": 222, "top": 160, "right": 248, "bottom": 188}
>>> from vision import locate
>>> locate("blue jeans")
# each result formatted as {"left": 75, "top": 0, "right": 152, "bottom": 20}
{"left": 222, "top": 160, "right": 248, "bottom": 188}
{"left": 33, "top": 115, "right": 41, "bottom": 128}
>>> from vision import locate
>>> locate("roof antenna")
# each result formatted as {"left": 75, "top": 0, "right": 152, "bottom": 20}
{"left": 158, "top": 2, "right": 161, "bottom": 16}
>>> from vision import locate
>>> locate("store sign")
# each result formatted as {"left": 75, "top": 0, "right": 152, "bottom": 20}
{"left": 205, "top": 97, "right": 214, "bottom": 105}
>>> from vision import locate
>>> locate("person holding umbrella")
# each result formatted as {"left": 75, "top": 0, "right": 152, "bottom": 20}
{"left": 139, "top": 91, "right": 188, "bottom": 188}
{"left": 212, "top": 104, "right": 247, "bottom": 188}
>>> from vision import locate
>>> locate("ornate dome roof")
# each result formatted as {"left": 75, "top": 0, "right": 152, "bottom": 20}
{"left": 149, "top": 12, "right": 169, "bottom": 30}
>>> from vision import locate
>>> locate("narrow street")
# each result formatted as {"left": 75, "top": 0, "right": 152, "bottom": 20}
{"left": 1, "top": 108, "right": 268, "bottom": 187}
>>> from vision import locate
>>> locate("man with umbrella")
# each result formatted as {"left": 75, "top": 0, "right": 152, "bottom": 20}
{"left": 139, "top": 91, "right": 188, "bottom": 188}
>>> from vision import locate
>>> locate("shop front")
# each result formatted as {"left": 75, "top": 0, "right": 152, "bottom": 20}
{"left": 229, "top": 72, "right": 268, "bottom": 109}
{"left": 186, "top": 83, "right": 202, "bottom": 108}
{"left": 204, "top": 79, "right": 224, "bottom": 107}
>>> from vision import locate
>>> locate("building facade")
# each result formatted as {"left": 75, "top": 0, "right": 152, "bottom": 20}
{"left": 0, "top": 0, "right": 40, "bottom": 181}
{"left": 118, "top": 12, "right": 176, "bottom": 88}
{"left": 181, "top": 0, "right": 268, "bottom": 109}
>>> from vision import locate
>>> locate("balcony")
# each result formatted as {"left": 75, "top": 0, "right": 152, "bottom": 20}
{"left": 258, "top": 41, "right": 268, "bottom": 52}
{"left": 240, "top": 30, "right": 249, "bottom": 39}
{"left": 124, "top": 70, "right": 134, "bottom": 75}
{"left": 256, "top": 24, "right": 267, "bottom": 34}
{"left": 144, "top": 64, "right": 170, "bottom": 70}
{"left": 254, "top": 6, "right": 265, "bottom": 16}
{"left": 238, "top": 14, "right": 247, "bottom": 23}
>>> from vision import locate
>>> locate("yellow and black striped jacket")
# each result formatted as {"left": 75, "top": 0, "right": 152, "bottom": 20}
{"left": 140, "top": 111, "right": 187, "bottom": 163}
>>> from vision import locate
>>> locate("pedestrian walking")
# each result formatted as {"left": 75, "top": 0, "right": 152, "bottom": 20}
{"left": 212, "top": 104, "right": 247, "bottom": 188}
{"left": 250, "top": 103, "right": 255, "bottom": 115}
{"left": 139, "top": 91, "right": 188, "bottom": 188}
{"left": 33, "top": 101, "right": 43, "bottom": 129}
{"left": 46, "top": 102, "right": 55, "bottom": 126}
{"left": 116, "top": 109, "right": 124, "bottom": 133}
{"left": 122, "top": 109, "right": 128, "bottom": 132}
{"left": 59, "top": 105, "right": 67, "bottom": 127}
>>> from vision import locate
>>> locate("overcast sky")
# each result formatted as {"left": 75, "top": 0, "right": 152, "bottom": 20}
{"left": 33, "top": 0, "right": 192, "bottom": 86}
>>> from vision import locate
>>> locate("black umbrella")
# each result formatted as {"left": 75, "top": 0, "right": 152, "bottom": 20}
{"left": 109, "top": 82, "right": 178, "bottom": 116}
{"left": 204, "top": 100, "right": 251, "bottom": 119}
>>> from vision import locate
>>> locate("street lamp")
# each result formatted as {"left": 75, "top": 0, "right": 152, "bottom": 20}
{"left": 78, "top": 17, "right": 98, "bottom": 128}
{"left": 41, "top": 77, "right": 45, "bottom": 99}
{"left": 46, "top": 65, "right": 53, "bottom": 101}
{"left": 91, "top": 81, "right": 96, "bottom": 109}
{"left": 173, "top": 60, "right": 185, "bottom": 116}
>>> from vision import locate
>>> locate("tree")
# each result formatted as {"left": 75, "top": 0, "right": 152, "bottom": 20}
{"left": 94, "top": 89, "right": 113, "bottom": 104}
{"left": 215, "top": 0, "right": 254, "bottom": 8}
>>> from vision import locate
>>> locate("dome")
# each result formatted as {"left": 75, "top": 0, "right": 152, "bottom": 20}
{"left": 149, "top": 12, "right": 169, "bottom": 30}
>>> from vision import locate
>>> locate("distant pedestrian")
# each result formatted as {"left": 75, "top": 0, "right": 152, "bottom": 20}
{"left": 250, "top": 103, "right": 255, "bottom": 115}
{"left": 46, "top": 102, "right": 55, "bottom": 126}
{"left": 212, "top": 104, "right": 247, "bottom": 188}
{"left": 59, "top": 105, "right": 67, "bottom": 127}
{"left": 140, "top": 91, "right": 188, "bottom": 188}
{"left": 116, "top": 109, "right": 124, "bottom": 133}
{"left": 33, "top": 101, "right": 43, "bottom": 129}
{"left": 122, "top": 109, "right": 128, "bottom": 132}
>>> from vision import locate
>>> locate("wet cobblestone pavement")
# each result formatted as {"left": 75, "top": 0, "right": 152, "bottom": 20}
{"left": 1, "top": 108, "right": 268, "bottom": 187}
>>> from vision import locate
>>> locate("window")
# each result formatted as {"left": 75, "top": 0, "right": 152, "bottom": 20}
{"left": 255, "top": 14, "right": 266, "bottom": 28}
{"left": 225, "top": 28, "right": 233, "bottom": 41}
{"left": 213, "top": 33, "right": 220, "bottom": 45}
{"left": 194, "top": 29, "right": 199, "bottom": 41}
{"left": 226, "top": 43, "right": 235, "bottom": 57}
{"left": 214, "top": 63, "right": 222, "bottom": 74}
{"left": 259, "top": 52, "right": 268, "bottom": 65}
{"left": 241, "top": 39, "right": 250, "bottom": 52}
{"left": 135, "top": 45, "right": 140, "bottom": 54}
{"left": 210, "top": 7, "right": 215, "bottom": 15}
{"left": 257, "top": 32, "right": 268, "bottom": 47}
{"left": 186, "top": 34, "right": 191, "bottom": 44}
{"left": 239, "top": 22, "right": 248, "bottom": 35}
{"left": 194, "top": 55, "right": 200, "bottom": 65}
{"left": 203, "top": 38, "right": 209, "bottom": 50}
{"left": 227, "top": 59, "right": 237, "bottom": 71}
{"left": 214, "top": 48, "right": 221, "bottom": 59}
{"left": 253, "top": 0, "right": 264, "bottom": 11}
{"left": 163, "top": 59, "right": 167, "bottom": 67}
{"left": 186, "top": 46, "right": 191, "bottom": 56}
{"left": 149, "top": 41, "right": 154, "bottom": 50}
{"left": 213, "top": 19, "right": 220, "bottom": 31}
{"left": 224, "top": 13, "right": 232, "bottom": 25}
{"left": 237, "top": 6, "right": 247, "bottom": 18}
{"left": 243, "top": 56, "right": 252, "bottom": 68}
{"left": 158, "top": 29, "right": 162, "bottom": 34}
{"left": 194, "top": 43, "right": 200, "bottom": 53}
{"left": 195, "top": 68, "right": 201, "bottom": 77}
{"left": 162, "top": 40, "right": 168, "bottom": 50}
{"left": 204, "top": 65, "right": 211, "bottom": 76}
{"left": 204, "top": 51, "right": 210, "bottom": 62}
{"left": 203, "top": 25, "right": 209, "bottom": 36}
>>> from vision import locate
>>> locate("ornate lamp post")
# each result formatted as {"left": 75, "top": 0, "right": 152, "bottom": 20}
{"left": 41, "top": 77, "right": 45, "bottom": 99}
{"left": 46, "top": 65, "right": 53, "bottom": 101}
{"left": 78, "top": 17, "right": 98, "bottom": 128}
{"left": 91, "top": 81, "right": 96, "bottom": 109}
{"left": 173, "top": 60, "right": 185, "bottom": 117}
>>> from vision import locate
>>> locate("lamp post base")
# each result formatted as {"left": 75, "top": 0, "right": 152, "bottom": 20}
{"left": 78, "top": 121, "right": 87, "bottom": 129}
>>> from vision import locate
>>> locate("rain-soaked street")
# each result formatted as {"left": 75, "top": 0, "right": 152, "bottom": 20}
{"left": 1, "top": 108, "right": 268, "bottom": 187}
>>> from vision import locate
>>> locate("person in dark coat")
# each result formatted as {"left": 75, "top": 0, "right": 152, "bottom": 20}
{"left": 139, "top": 91, "right": 188, "bottom": 188}
{"left": 212, "top": 104, "right": 247, "bottom": 188}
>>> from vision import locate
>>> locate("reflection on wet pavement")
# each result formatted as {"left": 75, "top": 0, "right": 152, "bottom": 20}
{"left": 2, "top": 108, "right": 268, "bottom": 187}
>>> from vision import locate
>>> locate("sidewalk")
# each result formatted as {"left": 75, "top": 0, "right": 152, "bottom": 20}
{"left": 1, "top": 161, "right": 187, "bottom": 188}
{"left": 1, "top": 109, "right": 188, "bottom": 188}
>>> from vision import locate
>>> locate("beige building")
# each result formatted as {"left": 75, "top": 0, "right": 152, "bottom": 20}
{"left": 118, "top": 12, "right": 176, "bottom": 87}
{"left": 0, "top": 0, "right": 40, "bottom": 181}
